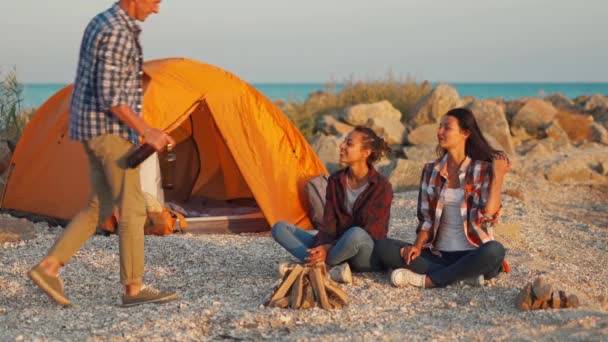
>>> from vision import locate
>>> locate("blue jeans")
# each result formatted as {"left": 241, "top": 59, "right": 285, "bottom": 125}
{"left": 271, "top": 221, "right": 380, "bottom": 272}
{"left": 375, "top": 238, "right": 505, "bottom": 287}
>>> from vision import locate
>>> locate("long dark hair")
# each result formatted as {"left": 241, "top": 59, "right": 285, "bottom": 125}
{"left": 437, "top": 108, "right": 506, "bottom": 162}
{"left": 353, "top": 126, "right": 392, "bottom": 164}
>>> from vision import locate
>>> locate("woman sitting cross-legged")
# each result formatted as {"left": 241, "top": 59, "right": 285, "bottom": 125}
{"left": 376, "top": 107, "right": 510, "bottom": 288}
{"left": 271, "top": 126, "right": 393, "bottom": 284}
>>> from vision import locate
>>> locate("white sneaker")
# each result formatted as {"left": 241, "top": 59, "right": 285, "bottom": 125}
{"left": 328, "top": 263, "right": 353, "bottom": 284}
{"left": 390, "top": 268, "right": 425, "bottom": 288}
{"left": 460, "top": 275, "right": 484, "bottom": 287}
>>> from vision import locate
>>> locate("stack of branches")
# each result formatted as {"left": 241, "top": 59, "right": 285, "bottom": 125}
{"left": 265, "top": 263, "right": 349, "bottom": 310}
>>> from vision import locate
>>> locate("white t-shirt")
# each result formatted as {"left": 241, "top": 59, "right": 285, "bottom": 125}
{"left": 344, "top": 182, "right": 368, "bottom": 215}
{"left": 435, "top": 188, "right": 476, "bottom": 251}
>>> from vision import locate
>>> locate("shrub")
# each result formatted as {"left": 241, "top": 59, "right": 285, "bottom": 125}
{"left": 0, "top": 68, "right": 29, "bottom": 142}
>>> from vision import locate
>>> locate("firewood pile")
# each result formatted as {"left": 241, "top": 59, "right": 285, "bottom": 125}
{"left": 515, "top": 276, "right": 580, "bottom": 311}
{"left": 265, "top": 263, "right": 349, "bottom": 310}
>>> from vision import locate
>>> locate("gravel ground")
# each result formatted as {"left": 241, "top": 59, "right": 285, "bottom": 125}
{"left": 1, "top": 172, "right": 607, "bottom": 341}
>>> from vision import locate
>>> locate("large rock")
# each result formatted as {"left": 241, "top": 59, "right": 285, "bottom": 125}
{"left": 316, "top": 115, "right": 353, "bottom": 136}
{"left": 555, "top": 111, "right": 594, "bottom": 143}
{"left": 310, "top": 133, "right": 342, "bottom": 173}
{"left": 544, "top": 120, "right": 570, "bottom": 143}
{"left": 403, "top": 144, "right": 437, "bottom": 162}
{"left": 366, "top": 116, "right": 406, "bottom": 145}
{"left": 545, "top": 158, "right": 607, "bottom": 183}
{"left": 0, "top": 218, "right": 36, "bottom": 243}
{"left": 582, "top": 94, "right": 608, "bottom": 113}
{"left": 590, "top": 123, "right": 608, "bottom": 145}
{"left": 467, "top": 100, "right": 515, "bottom": 156}
{"left": 408, "top": 84, "right": 461, "bottom": 128}
{"left": 544, "top": 93, "right": 575, "bottom": 111}
{"left": 406, "top": 124, "right": 438, "bottom": 145}
{"left": 339, "top": 101, "right": 402, "bottom": 126}
{"left": 520, "top": 138, "right": 572, "bottom": 158}
{"left": 0, "top": 140, "right": 12, "bottom": 175}
{"left": 505, "top": 98, "right": 532, "bottom": 124}
{"left": 511, "top": 99, "right": 557, "bottom": 139}
{"left": 378, "top": 159, "right": 424, "bottom": 191}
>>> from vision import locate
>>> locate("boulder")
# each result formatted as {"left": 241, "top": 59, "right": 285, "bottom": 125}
{"left": 0, "top": 140, "right": 12, "bottom": 175}
{"left": 582, "top": 94, "right": 608, "bottom": 113}
{"left": 544, "top": 93, "right": 575, "bottom": 111}
{"left": 545, "top": 158, "right": 606, "bottom": 183}
{"left": 520, "top": 138, "right": 572, "bottom": 158}
{"left": 505, "top": 98, "right": 532, "bottom": 124}
{"left": 378, "top": 159, "right": 424, "bottom": 192}
{"left": 555, "top": 111, "right": 594, "bottom": 143}
{"left": 0, "top": 218, "right": 36, "bottom": 243}
{"left": 590, "top": 123, "right": 608, "bottom": 145}
{"left": 403, "top": 144, "right": 437, "bottom": 162}
{"left": 406, "top": 124, "right": 438, "bottom": 146}
{"left": 408, "top": 84, "right": 461, "bottom": 128}
{"left": 339, "top": 101, "right": 402, "bottom": 127}
{"left": 366, "top": 116, "right": 406, "bottom": 145}
{"left": 544, "top": 120, "right": 570, "bottom": 143}
{"left": 316, "top": 115, "right": 353, "bottom": 136}
{"left": 467, "top": 100, "right": 515, "bottom": 155}
{"left": 310, "top": 133, "right": 343, "bottom": 173}
{"left": 511, "top": 99, "right": 557, "bottom": 139}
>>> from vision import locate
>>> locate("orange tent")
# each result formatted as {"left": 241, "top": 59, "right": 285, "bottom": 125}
{"left": 0, "top": 58, "right": 327, "bottom": 232}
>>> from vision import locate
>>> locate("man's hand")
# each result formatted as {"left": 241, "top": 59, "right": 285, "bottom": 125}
{"left": 400, "top": 245, "right": 421, "bottom": 265}
{"left": 305, "top": 244, "right": 332, "bottom": 266}
{"left": 144, "top": 127, "right": 176, "bottom": 152}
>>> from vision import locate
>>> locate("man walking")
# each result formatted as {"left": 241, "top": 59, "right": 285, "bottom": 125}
{"left": 28, "top": 0, "right": 178, "bottom": 307}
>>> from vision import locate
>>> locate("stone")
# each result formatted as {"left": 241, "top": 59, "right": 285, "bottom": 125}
{"left": 402, "top": 144, "right": 437, "bottom": 162}
{"left": 545, "top": 159, "right": 606, "bottom": 184}
{"left": 590, "top": 123, "right": 608, "bottom": 145}
{"left": 316, "top": 115, "right": 353, "bottom": 136}
{"left": 0, "top": 218, "right": 36, "bottom": 243}
{"left": 582, "top": 94, "right": 608, "bottom": 113}
{"left": 466, "top": 100, "right": 515, "bottom": 156}
{"left": 532, "top": 277, "right": 552, "bottom": 303}
{"left": 366, "top": 116, "right": 406, "bottom": 145}
{"left": 566, "top": 294, "right": 580, "bottom": 308}
{"left": 339, "top": 101, "right": 402, "bottom": 127}
{"left": 0, "top": 140, "right": 12, "bottom": 175}
{"left": 555, "top": 111, "right": 594, "bottom": 143}
{"left": 310, "top": 133, "right": 342, "bottom": 173}
{"left": 515, "top": 283, "right": 533, "bottom": 311}
{"left": 511, "top": 99, "right": 557, "bottom": 139}
{"left": 408, "top": 84, "right": 461, "bottom": 128}
{"left": 406, "top": 124, "right": 438, "bottom": 146}
{"left": 378, "top": 159, "right": 424, "bottom": 192}
{"left": 505, "top": 98, "right": 531, "bottom": 124}
{"left": 544, "top": 93, "right": 575, "bottom": 111}
{"left": 544, "top": 120, "right": 570, "bottom": 142}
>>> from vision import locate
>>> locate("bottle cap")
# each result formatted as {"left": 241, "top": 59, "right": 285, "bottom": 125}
{"left": 166, "top": 143, "right": 173, "bottom": 151}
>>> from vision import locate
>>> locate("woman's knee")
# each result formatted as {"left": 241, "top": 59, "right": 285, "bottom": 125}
{"left": 342, "top": 226, "right": 372, "bottom": 245}
{"left": 481, "top": 241, "right": 505, "bottom": 262}
{"left": 271, "top": 221, "right": 290, "bottom": 241}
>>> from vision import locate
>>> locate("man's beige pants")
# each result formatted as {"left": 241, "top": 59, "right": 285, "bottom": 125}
{"left": 48, "top": 134, "right": 146, "bottom": 285}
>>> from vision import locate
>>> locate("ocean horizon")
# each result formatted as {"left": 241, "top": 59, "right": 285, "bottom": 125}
{"left": 20, "top": 82, "right": 608, "bottom": 109}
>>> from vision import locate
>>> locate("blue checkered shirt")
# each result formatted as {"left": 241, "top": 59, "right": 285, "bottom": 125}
{"left": 69, "top": 2, "right": 143, "bottom": 144}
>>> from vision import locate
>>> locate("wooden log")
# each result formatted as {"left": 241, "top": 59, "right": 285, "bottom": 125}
{"left": 310, "top": 265, "right": 331, "bottom": 310}
{"left": 323, "top": 278, "right": 349, "bottom": 306}
{"left": 300, "top": 278, "right": 315, "bottom": 309}
{"left": 268, "top": 297, "right": 289, "bottom": 308}
{"left": 268, "top": 264, "right": 304, "bottom": 303}
{"left": 289, "top": 267, "right": 306, "bottom": 309}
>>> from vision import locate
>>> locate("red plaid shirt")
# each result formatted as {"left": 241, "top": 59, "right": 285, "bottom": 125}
{"left": 416, "top": 154, "right": 501, "bottom": 248}
{"left": 314, "top": 166, "right": 393, "bottom": 246}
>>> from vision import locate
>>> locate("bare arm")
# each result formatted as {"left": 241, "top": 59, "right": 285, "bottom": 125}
{"left": 483, "top": 157, "right": 511, "bottom": 217}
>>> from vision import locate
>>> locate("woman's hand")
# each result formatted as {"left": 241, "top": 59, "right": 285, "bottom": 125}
{"left": 305, "top": 244, "right": 332, "bottom": 266}
{"left": 400, "top": 245, "right": 421, "bottom": 265}
{"left": 492, "top": 154, "right": 511, "bottom": 180}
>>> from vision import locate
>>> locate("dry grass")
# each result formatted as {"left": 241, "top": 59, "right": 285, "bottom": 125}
{"left": 281, "top": 73, "right": 431, "bottom": 140}
{"left": 0, "top": 68, "right": 29, "bottom": 142}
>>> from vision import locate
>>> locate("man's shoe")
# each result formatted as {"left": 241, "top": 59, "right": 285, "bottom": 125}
{"left": 121, "top": 285, "right": 179, "bottom": 308}
{"left": 460, "top": 275, "right": 484, "bottom": 287}
{"left": 328, "top": 263, "right": 353, "bottom": 284}
{"left": 27, "top": 265, "right": 71, "bottom": 306}
{"left": 390, "top": 268, "right": 425, "bottom": 288}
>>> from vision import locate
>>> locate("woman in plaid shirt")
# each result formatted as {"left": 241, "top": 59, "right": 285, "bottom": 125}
{"left": 376, "top": 108, "right": 511, "bottom": 288}
{"left": 272, "top": 126, "right": 393, "bottom": 284}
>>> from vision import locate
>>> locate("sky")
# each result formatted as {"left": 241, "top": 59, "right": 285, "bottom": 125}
{"left": 1, "top": 0, "right": 607, "bottom": 83}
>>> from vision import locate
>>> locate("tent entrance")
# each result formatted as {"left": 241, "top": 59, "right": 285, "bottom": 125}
{"left": 144, "top": 104, "right": 269, "bottom": 234}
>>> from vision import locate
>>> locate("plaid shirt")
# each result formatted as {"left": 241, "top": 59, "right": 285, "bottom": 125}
{"left": 417, "top": 154, "right": 501, "bottom": 249}
{"left": 69, "top": 2, "right": 143, "bottom": 144}
{"left": 314, "top": 166, "right": 393, "bottom": 246}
